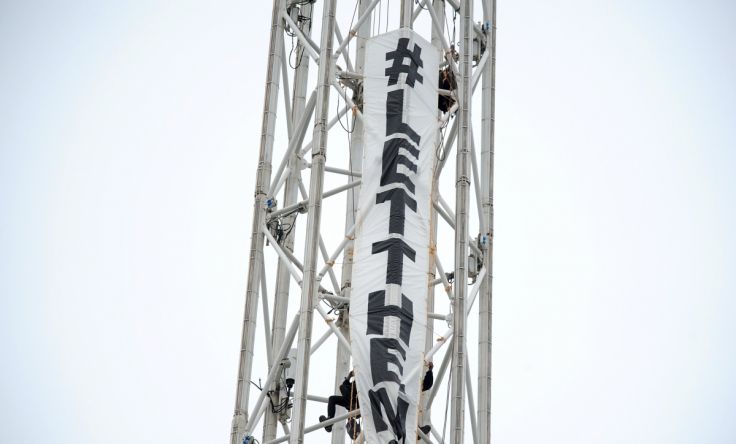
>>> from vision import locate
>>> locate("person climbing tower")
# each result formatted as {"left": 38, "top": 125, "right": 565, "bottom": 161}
{"left": 419, "top": 361, "right": 434, "bottom": 438}
{"left": 319, "top": 363, "right": 435, "bottom": 439}
{"left": 319, "top": 370, "right": 359, "bottom": 433}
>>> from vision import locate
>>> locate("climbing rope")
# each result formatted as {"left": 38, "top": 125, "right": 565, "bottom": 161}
{"left": 348, "top": 370, "right": 360, "bottom": 443}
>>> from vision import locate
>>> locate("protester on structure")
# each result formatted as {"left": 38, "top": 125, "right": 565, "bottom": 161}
{"left": 422, "top": 361, "right": 434, "bottom": 392}
{"left": 418, "top": 361, "right": 434, "bottom": 438}
{"left": 320, "top": 370, "right": 358, "bottom": 433}
{"left": 320, "top": 363, "right": 435, "bottom": 438}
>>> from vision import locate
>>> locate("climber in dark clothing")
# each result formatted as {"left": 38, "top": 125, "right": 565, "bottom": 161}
{"left": 419, "top": 361, "right": 434, "bottom": 438}
{"left": 422, "top": 361, "right": 434, "bottom": 392}
{"left": 320, "top": 363, "right": 435, "bottom": 435}
{"left": 320, "top": 370, "right": 358, "bottom": 432}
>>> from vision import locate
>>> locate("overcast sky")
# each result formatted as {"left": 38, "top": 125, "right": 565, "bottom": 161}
{"left": 2, "top": 1, "right": 735, "bottom": 443}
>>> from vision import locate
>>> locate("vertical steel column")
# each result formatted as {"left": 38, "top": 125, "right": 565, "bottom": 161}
{"left": 262, "top": 1, "right": 314, "bottom": 441}
{"left": 478, "top": 0, "right": 496, "bottom": 441}
{"left": 330, "top": 1, "right": 371, "bottom": 442}
{"left": 289, "top": 0, "right": 338, "bottom": 442}
{"left": 232, "top": 1, "right": 285, "bottom": 443}
{"left": 450, "top": 0, "right": 473, "bottom": 443}
{"left": 401, "top": 0, "right": 414, "bottom": 28}
{"left": 426, "top": 0, "right": 446, "bottom": 354}
{"left": 421, "top": 0, "right": 446, "bottom": 430}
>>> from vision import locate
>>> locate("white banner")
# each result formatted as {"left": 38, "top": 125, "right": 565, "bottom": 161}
{"left": 349, "top": 29, "right": 439, "bottom": 443}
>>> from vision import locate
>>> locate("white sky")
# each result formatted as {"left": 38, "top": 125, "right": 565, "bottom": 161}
{"left": 1, "top": 1, "right": 735, "bottom": 443}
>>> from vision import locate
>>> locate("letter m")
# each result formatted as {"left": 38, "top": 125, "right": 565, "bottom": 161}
{"left": 368, "top": 387, "right": 408, "bottom": 442}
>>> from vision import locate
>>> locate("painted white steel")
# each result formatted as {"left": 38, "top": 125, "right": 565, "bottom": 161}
{"left": 288, "top": 0, "right": 338, "bottom": 442}
{"left": 231, "top": 1, "right": 285, "bottom": 443}
{"left": 232, "top": 1, "right": 497, "bottom": 442}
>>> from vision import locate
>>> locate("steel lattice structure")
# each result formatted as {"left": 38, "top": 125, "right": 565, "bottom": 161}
{"left": 230, "top": 1, "right": 496, "bottom": 443}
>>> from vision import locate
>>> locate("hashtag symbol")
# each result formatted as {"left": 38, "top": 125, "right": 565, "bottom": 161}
{"left": 385, "top": 38, "right": 424, "bottom": 88}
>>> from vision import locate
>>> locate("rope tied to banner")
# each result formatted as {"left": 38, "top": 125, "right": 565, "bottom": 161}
{"left": 348, "top": 369, "right": 361, "bottom": 443}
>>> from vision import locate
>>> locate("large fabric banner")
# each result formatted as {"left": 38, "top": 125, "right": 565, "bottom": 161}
{"left": 349, "top": 29, "right": 438, "bottom": 443}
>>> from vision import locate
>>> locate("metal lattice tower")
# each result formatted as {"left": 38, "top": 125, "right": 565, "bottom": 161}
{"left": 230, "top": 0, "right": 496, "bottom": 443}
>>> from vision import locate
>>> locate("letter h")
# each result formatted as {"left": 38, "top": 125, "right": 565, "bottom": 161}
{"left": 367, "top": 290, "right": 413, "bottom": 344}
